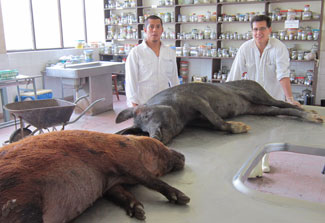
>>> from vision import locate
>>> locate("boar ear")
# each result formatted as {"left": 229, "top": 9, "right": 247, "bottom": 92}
{"left": 115, "top": 108, "right": 134, "bottom": 123}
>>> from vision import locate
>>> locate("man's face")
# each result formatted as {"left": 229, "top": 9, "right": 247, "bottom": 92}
{"left": 252, "top": 21, "right": 271, "bottom": 45}
{"left": 144, "top": 19, "right": 163, "bottom": 43}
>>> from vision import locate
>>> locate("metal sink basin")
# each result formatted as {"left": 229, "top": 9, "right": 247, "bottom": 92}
{"left": 233, "top": 143, "right": 325, "bottom": 208}
{"left": 46, "top": 61, "right": 124, "bottom": 79}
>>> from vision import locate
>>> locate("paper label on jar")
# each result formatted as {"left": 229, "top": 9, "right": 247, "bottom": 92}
{"left": 285, "top": 20, "right": 299, "bottom": 29}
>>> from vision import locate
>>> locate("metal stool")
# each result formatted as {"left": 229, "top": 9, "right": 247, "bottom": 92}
{"left": 112, "top": 74, "right": 119, "bottom": 100}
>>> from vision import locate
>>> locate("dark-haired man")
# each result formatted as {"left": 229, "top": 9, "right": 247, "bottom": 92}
{"left": 125, "top": 15, "right": 179, "bottom": 107}
{"left": 227, "top": 15, "right": 300, "bottom": 107}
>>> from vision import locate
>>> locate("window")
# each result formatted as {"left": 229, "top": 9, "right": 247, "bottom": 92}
{"left": 1, "top": 0, "right": 105, "bottom": 51}
{"left": 61, "top": 0, "right": 85, "bottom": 48}
{"left": 2, "top": 0, "right": 34, "bottom": 51}
{"left": 32, "top": 0, "right": 61, "bottom": 49}
{"left": 85, "top": 0, "right": 105, "bottom": 44}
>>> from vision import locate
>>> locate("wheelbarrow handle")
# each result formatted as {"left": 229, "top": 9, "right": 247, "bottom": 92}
{"left": 74, "top": 94, "right": 89, "bottom": 104}
{"left": 65, "top": 98, "right": 105, "bottom": 126}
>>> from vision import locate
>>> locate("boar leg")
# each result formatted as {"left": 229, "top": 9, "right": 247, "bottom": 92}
{"left": 247, "top": 104, "right": 324, "bottom": 123}
{"left": 104, "top": 184, "right": 146, "bottom": 220}
{"left": 131, "top": 171, "right": 190, "bottom": 205}
{"left": 191, "top": 98, "right": 250, "bottom": 133}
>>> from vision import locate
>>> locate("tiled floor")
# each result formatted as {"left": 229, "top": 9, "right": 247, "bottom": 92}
{"left": 1, "top": 96, "right": 325, "bottom": 205}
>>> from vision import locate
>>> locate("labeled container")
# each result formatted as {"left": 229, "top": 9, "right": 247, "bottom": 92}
{"left": 302, "top": 5, "right": 312, "bottom": 20}
{"left": 287, "top": 9, "right": 296, "bottom": 20}
{"left": 84, "top": 50, "right": 94, "bottom": 62}
{"left": 179, "top": 61, "right": 189, "bottom": 76}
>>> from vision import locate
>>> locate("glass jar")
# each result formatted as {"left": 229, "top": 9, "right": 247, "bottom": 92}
{"left": 279, "top": 30, "right": 286, "bottom": 40}
{"left": 287, "top": 9, "right": 296, "bottom": 20}
{"left": 249, "top": 12, "right": 255, "bottom": 22}
{"left": 211, "top": 48, "right": 217, "bottom": 57}
{"left": 302, "top": 5, "right": 312, "bottom": 20}
{"left": 313, "top": 29, "right": 320, "bottom": 40}
{"left": 301, "top": 31, "right": 307, "bottom": 40}
{"left": 291, "top": 50, "right": 297, "bottom": 60}
{"left": 198, "top": 15, "right": 205, "bottom": 23}
{"left": 164, "top": 13, "right": 171, "bottom": 23}
{"left": 176, "top": 47, "right": 183, "bottom": 56}
{"left": 206, "top": 11, "right": 211, "bottom": 22}
{"left": 183, "top": 44, "right": 190, "bottom": 56}
{"left": 190, "top": 47, "right": 199, "bottom": 57}
{"left": 305, "top": 70, "right": 314, "bottom": 85}
{"left": 211, "top": 12, "right": 217, "bottom": 22}
{"left": 290, "top": 70, "right": 296, "bottom": 83}
{"left": 204, "top": 27, "right": 211, "bottom": 39}
{"left": 297, "top": 51, "right": 304, "bottom": 60}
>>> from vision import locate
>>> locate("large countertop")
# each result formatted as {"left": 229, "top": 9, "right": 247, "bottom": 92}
{"left": 73, "top": 106, "right": 325, "bottom": 223}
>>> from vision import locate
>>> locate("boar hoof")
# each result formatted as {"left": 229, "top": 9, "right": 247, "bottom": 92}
{"left": 127, "top": 202, "right": 145, "bottom": 220}
{"left": 305, "top": 112, "right": 324, "bottom": 123}
{"left": 168, "top": 191, "right": 190, "bottom": 205}
{"left": 227, "top": 121, "right": 250, "bottom": 133}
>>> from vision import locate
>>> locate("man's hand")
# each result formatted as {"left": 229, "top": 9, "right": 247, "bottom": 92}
{"left": 286, "top": 97, "right": 302, "bottom": 107}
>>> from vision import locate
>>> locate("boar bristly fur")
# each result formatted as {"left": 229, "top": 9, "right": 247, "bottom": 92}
{"left": 0, "top": 130, "right": 189, "bottom": 223}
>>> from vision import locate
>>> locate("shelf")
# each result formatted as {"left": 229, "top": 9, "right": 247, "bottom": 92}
{"left": 177, "top": 56, "right": 215, "bottom": 59}
{"left": 218, "top": 0, "right": 321, "bottom": 4}
{"left": 290, "top": 60, "right": 316, "bottom": 63}
{"left": 271, "top": 19, "right": 321, "bottom": 23}
{"left": 100, "top": 53, "right": 128, "bottom": 56}
{"left": 105, "top": 39, "right": 140, "bottom": 41}
{"left": 217, "top": 21, "right": 250, "bottom": 24}
{"left": 139, "top": 5, "right": 175, "bottom": 9}
{"left": 105, "top": 23, "right": 138, "bottom": 26}
{"left": 219, "top": 39, "right": 319, "bottom": 42}
{"left": 218, "top": 39, "right": 248, "bottom": 41}
{"left": 291, "top": 84, "right": 313, "bottom": 87}
{"left": 176, "top": 39, "right": 217, "bottom": 41}
{"left": 268, "top": 0, "right": 321, "bottom": 3}
{"left": 177, "top": 56, "right": 235, "bottom": 59}
{"left": 175, "top": 3, "right": 217, "bottom": 7}
{"left": 103, "top": 0, "right": 323, "bottom": 97}
{"left": 217, "top": 1, "right": 265, "bottom": 5}
{"left": 175, "top": 22, "right": 217, "bottom": 25}
{"left": 104, "top": 7, "right": 137, "bottom": 10}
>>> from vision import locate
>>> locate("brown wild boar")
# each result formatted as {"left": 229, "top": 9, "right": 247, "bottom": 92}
{"left": 0, "top": 130, "right": 189, "bottom": 223}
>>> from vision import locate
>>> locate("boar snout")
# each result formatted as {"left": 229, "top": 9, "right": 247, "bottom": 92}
{"left": 170, "top": 149, "right": 185, "bottom": 171}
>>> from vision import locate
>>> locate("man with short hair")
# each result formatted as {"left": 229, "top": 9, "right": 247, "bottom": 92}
{"left": 125, "top": 15, "right": 179, "bottom": 107}
{"left": 227, "top": 15, "right": 300, "bottom": 106}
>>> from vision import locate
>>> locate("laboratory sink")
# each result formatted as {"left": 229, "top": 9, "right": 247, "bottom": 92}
{"left": 44, "top": 61, "right": 125, "bottom": 115}
{"left": 46, "top": 61, "right": 124, "bottom": 79}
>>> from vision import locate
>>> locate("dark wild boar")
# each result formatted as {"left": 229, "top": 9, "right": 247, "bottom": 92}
{"left": 116, "top": 80, "right": 323, "bottom": 145}
{"left": 0, "top": 130, "right": 189, "bottom": 223}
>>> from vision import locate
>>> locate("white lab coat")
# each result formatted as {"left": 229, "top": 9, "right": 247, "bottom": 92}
{"left": 226, "top": 38, "right": 290, "bottom": 100}
{"left": 125, "top": 41, "right": 179, "bottom": 107}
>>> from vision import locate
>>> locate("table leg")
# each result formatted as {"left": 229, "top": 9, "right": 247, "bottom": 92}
{"left": 0, "top": 88, "right": 10, "bottom": 122}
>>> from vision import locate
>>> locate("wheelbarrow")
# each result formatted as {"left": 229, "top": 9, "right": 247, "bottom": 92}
{"left": 3, "top": 95, "right": 104, "bottom": 143}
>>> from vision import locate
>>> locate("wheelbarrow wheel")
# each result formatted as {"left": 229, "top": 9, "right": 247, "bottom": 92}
{"left": 9, "top": 128, "right": 32, "bottom": 143}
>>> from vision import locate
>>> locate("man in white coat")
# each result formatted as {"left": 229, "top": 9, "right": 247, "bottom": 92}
{"left": 227, "top": 15, "right": 300, "bottom": 106}
{"left": 227, "top": 15, "right": 301, "bottom": 177}
{"left": 125, "top": 15, "right": 179, "bottom": 107}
